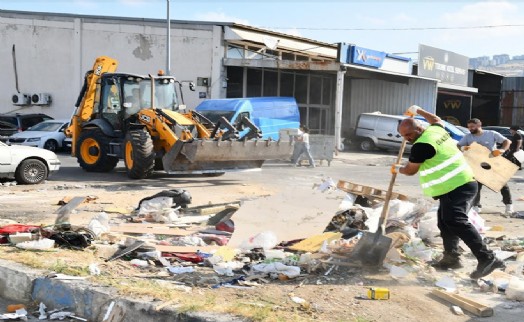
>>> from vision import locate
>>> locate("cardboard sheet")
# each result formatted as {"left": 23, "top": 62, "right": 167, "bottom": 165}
{"left": 227, "top": 186, "right": 345, "bottom": 247}
{"left": 463, "top": 142, "right": 518, "bottom": 192}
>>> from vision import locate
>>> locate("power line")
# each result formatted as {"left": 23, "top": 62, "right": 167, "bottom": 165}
{"left": 262, "top": 24, "right": 524, "bottom": 31}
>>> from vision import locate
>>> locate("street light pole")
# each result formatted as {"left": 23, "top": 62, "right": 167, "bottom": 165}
{"left": 166, "top": 0, "right": 171, "bottom": 75}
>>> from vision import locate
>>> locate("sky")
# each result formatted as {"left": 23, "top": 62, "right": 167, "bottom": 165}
{"left": 1, "top": 0, "right": 524, "bottom": 60}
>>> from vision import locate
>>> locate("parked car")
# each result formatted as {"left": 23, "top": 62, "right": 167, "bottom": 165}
{"left": 456, "top": 125, "right": 469, "bottom": 134}
{"left": 354, "top": 112, "right": 465, "bottom": 152}
{"left": 0, "top": 141, "right": 61, "bottom": 184}
{"left": 7, "top": 119, "right": 69, "bottom": 152}
{"left": 0, "top": 113, "right": 53, "bottom": 135}
{"left": 482, "top": 126, "right": 524, "bottom": 149}
{"left": 0, "top": 120, "right": 17, "bottom": 143}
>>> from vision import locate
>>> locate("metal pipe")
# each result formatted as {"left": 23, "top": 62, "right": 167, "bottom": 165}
{"left": 166, "top": 0, "right": 171, "bottom": 75}
{"left": 334, "top": 69, "right": 346, "bottom": 151}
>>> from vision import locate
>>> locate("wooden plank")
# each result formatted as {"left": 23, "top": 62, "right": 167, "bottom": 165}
{"left": 463, "top": 142, "right": 518, "bottom": 192}
{"left": 337, "top": 180, "right": 409, "bottom": 201}
{"left": 109, "top": 226, "right": 195, "bottom": 236}
{"left": 154, "top": 245, "right": 218, "bottom": 253}
{"left": 431, "top": 289, "right": 494, "bottom": 317}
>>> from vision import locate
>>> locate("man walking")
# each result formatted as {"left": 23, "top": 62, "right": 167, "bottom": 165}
{"left": 393, "top": 106, "right": 504, "bottom": 279}
{"left": 457, "top": 118, "right": 513, "bottom": 216}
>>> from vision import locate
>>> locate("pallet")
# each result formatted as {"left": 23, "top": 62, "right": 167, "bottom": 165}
{"left": 337, "top": 180, "right": 408, "bottom": 201}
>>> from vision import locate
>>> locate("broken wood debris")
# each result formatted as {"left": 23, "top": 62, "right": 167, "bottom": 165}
{"left": 431, "top": 288, "right": 494, "bottom": 317}
{"left": 337, "top": 180, "right": 408, "bottom": 201}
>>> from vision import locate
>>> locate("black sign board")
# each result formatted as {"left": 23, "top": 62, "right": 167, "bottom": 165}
{"left": 418, "top": 44, "right": 469, "bottom": 86}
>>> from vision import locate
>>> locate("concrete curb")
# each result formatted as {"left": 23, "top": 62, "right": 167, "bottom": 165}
{"left": 0, "top": 260, "right": 247, "bottom": 322}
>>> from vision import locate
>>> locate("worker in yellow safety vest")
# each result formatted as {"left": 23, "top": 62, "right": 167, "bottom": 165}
{"left": 392, "top": 105, "right": 505, "bottom": 280}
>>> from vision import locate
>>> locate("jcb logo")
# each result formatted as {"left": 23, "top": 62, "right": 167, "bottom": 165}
{"left": 423, "top": 56, "right": 434, "bottom": 71}
{"left": 444, "top": 100, "right": 461, "bottom": 109}
{"left": 140, "top": 114, "right": 151, "bottom": 123}
{"left": 94, "top": 64, "right": 103, "bottom": 76}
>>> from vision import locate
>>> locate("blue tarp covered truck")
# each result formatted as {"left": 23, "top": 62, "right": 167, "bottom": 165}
{"left": 195, "top": 97, "right": 300, "bottom": 140}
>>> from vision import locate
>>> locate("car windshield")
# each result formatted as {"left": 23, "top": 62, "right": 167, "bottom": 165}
{"left": 0, "top": 116, "right": 17, "bottom": 126}
{"left": 28, "top": 122, "right": 63, "bottom": 132}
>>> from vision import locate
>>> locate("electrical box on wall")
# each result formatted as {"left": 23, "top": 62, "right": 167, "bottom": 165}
{"left": 197, "top": 77, "right": 209, "bottom": 87}
{"left": 31, "top": 93, "right": 52, "bottom": 105}
{"left": 11, "top": 93, "right": 31, "bottom": 106}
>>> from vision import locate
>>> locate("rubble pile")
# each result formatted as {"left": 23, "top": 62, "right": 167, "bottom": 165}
{"left": 1, "top": 179, "right": 524, "bottom": 320}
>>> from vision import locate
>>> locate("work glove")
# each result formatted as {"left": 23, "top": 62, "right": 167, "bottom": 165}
{"left": 491, "top": 149, "right": 504, "bottom": 157}
{"left": 404, "top": 105, "right": 421, "bottom": 117}
{"left": 460, "top": 146, "right": 470, "bottom": 152}
{"left": 391, "top": 164, "right": 402, "bottom": 174}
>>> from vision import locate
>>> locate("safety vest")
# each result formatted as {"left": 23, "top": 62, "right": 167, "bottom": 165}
{"left": 416, "top": 125, "right": 474, "bottom": 197}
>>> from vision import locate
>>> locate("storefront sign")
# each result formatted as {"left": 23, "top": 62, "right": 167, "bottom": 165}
{"left": 418, "top": 44, "right": 469, "bottom": 86}
{"left": 350, "top": 46, "right": 386, "bottom": 68}
{"left": 336, "top": 43, "right": 386, "bottom": 68}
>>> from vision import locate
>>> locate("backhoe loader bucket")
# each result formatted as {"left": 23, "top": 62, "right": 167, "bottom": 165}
{"left": 162, "top": 139, "right": 294, "bottom": 173}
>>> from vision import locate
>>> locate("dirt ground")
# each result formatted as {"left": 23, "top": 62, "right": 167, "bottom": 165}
{"left": 1, "top": 156, "right": 524, "bottom": 321}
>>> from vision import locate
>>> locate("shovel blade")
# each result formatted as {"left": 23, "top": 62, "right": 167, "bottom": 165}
{"left": 350, "top": 231, "right": 392, "bottom": 267}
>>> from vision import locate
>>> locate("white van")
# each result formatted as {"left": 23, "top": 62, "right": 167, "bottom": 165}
{"left": 355, "top": 112, "right": 406, "bottom": 151}
{"left": 354, "top": 112, "right": 464, "bottom": 152}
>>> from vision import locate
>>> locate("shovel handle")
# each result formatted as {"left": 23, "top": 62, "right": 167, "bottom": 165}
{"left": 377, "top": 138, "right": 407, "bottom": 233}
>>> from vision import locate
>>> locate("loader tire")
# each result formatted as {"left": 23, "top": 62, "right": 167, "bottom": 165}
{"left": 77, "top": 129, "right": 118, "bottom": 172}
{"left": 124, "top": 129, "right": 155, "bottom": 179}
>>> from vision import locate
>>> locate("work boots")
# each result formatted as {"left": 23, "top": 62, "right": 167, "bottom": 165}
{"left": 505, "top": 204, "right": 514, "bottom": 216}
{"left": 432, "top": 252, "right": 463, "bottom": 270}
{"left": 470, "top": 257, "right": 506, "bottom": 279}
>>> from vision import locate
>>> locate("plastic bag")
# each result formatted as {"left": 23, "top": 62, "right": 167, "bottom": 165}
{"left": 239, "top": 231, "right": 278, "bottom": 250}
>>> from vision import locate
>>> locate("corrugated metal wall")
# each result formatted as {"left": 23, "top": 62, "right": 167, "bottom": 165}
{"left": 501, "top": 77, "right": 524, "bottom": 125}
{"left": 343, "top": 78, "right": 437, "bottom": 129}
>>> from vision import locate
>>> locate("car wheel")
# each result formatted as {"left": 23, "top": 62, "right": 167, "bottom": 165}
{"left": 360, "top": 139, "right": 375, "bottom": 151}
{"left": 43, "top": 139, "right": 58, "bottom": 152}
{"left": 15, "top": 159, "right": 49, "bottom": 184}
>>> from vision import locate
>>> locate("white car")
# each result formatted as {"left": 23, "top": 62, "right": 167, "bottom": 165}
{"left": 0, "top": 141, "right": 61, "bottom": 184}
{"left": 7, "top": 119, "right": 69, "bottom": 152}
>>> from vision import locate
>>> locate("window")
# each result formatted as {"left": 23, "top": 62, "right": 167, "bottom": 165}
{"left": 247, "top": 68, "right": 262, "bottom": 97}
{"left": 263, "top": 70, "right": 278, "bottom": 96}
{"left": 295, "top": 74, "right": 308, "bottom": 104}
{"left": 310, "top": 76, "right": 322, "bottom": 105}
{"left": 226, "top": 67, "right": 244, "bottom": 98}
{"left": 227, "top": 45, "right": 244, "bottom": 59}
{"left": 280, "top": 73, "right": 294, "bottom": 97}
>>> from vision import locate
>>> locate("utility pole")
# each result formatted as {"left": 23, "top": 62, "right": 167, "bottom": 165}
{"left": 166, "top": 0, "right": 171, "bottom": 75}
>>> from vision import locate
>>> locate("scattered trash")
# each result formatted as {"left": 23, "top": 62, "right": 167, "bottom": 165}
{"left": 16, "top": 238, "right": 55, "bottom": 250}
{"left": 435, "top": 276, "right": 457, "bottom": 292}
{"left": 506, "top": 276, "right": 524, "bottom": 301}
{"left": 252, "top": 262, "right": 301, "bottom": 279}
{"left": 168, "top": 266, "right": 195, "bottom": 274}
{"left": 239, "top": 231, "right": 278, "bottom": 251}
{"left": 451, "top": 305, "right": 464, "bottom": 315}
{"left": 130, "top": 259, "right": 149, "bottom": 268}
{"left": 367, "top": 287, "right": 390, "bottom": 300}
{"left": 6, "top": 304, "right": 25, "bottom": 313}
{"left": 89, "top": 263, "right": 101, "bottom": 276}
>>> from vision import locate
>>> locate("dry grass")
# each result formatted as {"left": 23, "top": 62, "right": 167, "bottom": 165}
{"left": 0, "top": 246, "right": 320, "bottom": 321}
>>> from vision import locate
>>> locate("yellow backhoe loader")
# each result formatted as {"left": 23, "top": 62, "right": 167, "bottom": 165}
{"left": 66, "top": 56, "right": 293, "bottom": 179}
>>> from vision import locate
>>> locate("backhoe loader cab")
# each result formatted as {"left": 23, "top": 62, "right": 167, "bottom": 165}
{"left": 67, "top": 56, "right": 293, "bottom": 179}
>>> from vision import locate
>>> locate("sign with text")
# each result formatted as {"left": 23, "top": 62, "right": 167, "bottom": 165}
{"left": 350, "top": 46, "right": 386, "bottom": 68}
{"left": 418, "top": 44, "right": 469, "bottom": 86}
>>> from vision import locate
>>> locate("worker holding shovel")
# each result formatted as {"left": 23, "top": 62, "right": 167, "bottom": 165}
{"left": 392, "top": 105, "right": 505, "bottom": 279}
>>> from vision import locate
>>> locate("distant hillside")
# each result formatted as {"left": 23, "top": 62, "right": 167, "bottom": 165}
{"left": 470, "top": 61, "right": 524, "bottom": 77}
